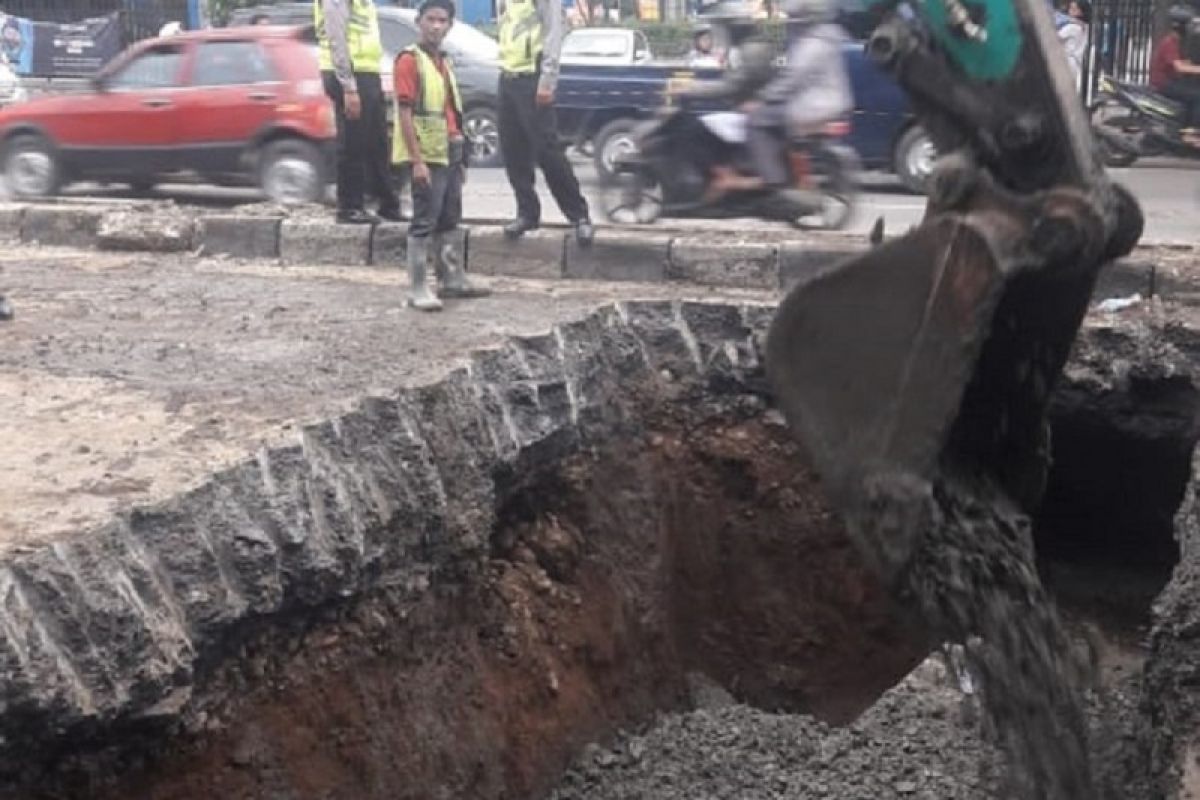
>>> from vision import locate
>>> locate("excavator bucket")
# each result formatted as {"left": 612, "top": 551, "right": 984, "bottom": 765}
{"left": 764, "top": 0, "right": 1145, "bottom": 584}
{"left": 766, "top": 219, "right": 1007, "bottom": 512}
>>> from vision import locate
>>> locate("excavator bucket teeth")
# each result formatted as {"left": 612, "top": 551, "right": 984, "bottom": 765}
{"left": 765, "top": 218, "right": 1011, "bottom": 510}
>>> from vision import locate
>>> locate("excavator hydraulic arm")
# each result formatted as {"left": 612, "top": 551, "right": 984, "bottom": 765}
{"left": 764, "top": 0, "right": 1145, "bottom": 587}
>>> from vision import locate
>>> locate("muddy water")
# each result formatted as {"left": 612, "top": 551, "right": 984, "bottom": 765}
{"left": 887, "top": 472, "right": 1096, "bottom": 799}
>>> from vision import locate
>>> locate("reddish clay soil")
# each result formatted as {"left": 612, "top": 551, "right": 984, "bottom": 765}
{"left": 55, "top": 412, "right": 927, "bottom": 800}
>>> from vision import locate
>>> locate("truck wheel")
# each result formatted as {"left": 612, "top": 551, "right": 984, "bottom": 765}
{"left": 4, "top": 134, "right": 60, "bottom": 198}
{"left": 259, "top": 138, "right": 324, "bottom": 205}
{"left": 894, "top": 125, "right": 937, "bottom": 195}
{"left": 593, "top": 119, "right": 639, "bottom": 182}
{"left": 464, "top": 107, "right": 502, "bottom": 168}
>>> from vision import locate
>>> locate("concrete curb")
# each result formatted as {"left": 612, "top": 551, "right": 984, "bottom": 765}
{"left": 0, "top": 201, "right": 1188, "bottom": 296}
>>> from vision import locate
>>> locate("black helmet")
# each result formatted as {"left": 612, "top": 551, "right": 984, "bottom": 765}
{"left": 783, "top": 0, "right": 832, "bottom": 24}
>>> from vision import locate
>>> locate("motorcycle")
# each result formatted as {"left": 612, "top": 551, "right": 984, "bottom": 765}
{"left": 597, "top": 105, "right": 860, "bottom": 230}
{"left": 1089, "top": 73, "right": 1200, "bottom": 167}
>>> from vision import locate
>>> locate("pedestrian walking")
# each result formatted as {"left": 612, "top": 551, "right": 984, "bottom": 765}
{"left": 497, "top": 0, "right": 595, "bottom": 245}
{"left": 393, "top": 0, "right": 490, "bottom": 310}
{"left": 315, "top": 0, "right": 401, "bottom": 224}
{"left": 1054, "top": 0, "right": 1090, "bottom": 88}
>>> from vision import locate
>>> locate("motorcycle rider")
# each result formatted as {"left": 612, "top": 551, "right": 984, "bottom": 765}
{"left": 687, "top": 22, "right": 724, "bottom": 68}
{"left": 680, "top": 1, "right": 776, "bottom": 107}
{"left": 1151, "top": 5, "right": 1200, "bottom": 134}
{"left": 677, "top": 1, "right": 783, "bottom": 196}
{"left": 743, "top": 0, "right": 852, "bottom": 202}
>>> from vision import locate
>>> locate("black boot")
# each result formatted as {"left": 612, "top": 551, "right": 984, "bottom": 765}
{"left": 503, "top": 217, "right": 539, "bottom": 239}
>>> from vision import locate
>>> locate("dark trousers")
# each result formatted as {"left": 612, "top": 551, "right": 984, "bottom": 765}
{"left": 498, "top": 73, "right": 588, "bottom": 224}
{"left": 1163, "top": 79, "right": 1200, "bottom": 126}
{"left": 408, "top": 142, "right": 464, "bottom": 239}
{"left": 748, "top": 102, "right": 790, "bottom": 187}
{"left": 322, "top": 71, "right": 399, "bottom": 215}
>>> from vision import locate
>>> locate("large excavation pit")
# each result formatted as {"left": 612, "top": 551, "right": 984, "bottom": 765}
{"left": 5, "top": 246, "right": 1200, "bottom": 799}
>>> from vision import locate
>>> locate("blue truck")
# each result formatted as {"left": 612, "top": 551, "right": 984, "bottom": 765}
{"left": 555, "top": 38, "right": 937, "bottom": 193}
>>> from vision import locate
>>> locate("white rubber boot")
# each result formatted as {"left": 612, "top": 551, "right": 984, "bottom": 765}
{"left": 434, "top": 232, "right": 490, "bottom": 299}
{"left": 406, "top": 236, "right": 443, "bottom": 311}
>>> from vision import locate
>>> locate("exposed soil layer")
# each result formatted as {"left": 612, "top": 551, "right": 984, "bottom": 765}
{"left": 43, "top": 413, "right": 924, "bottom": 800}
{"left": 10, "top": 248, "right": 1200, "bottom": 799}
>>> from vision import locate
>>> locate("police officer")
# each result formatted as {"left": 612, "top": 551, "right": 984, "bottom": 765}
{"left": 497, "top": 0, "right": 594, "bottom": 245}
{"left": 315, "top": 0, "right": 401, "bottom": 224}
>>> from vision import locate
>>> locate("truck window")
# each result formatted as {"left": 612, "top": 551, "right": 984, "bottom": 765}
{"left": 562, "top": 30, "right": 630, "bottom": 58}
{"left": 633, "top": 32, "right": 650, "bottom": 61}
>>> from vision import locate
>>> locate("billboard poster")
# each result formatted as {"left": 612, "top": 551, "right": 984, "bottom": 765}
{"left": 637, "top": 0, "right": 660, "bottom": 20}
{"left": 0, "top": 11, "right": 123, "bottom": 77}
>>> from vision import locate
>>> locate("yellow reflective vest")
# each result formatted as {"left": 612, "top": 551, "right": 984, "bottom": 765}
{"left": 499, "top": 0, "right": 541, "bottom": 74}
{"left": 392, "top": 46, "right": 462, "bottom": 166}
{"left": 314, "top": 0, "right": 383, "bottom": 74}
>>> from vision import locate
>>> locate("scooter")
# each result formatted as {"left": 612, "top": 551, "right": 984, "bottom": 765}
{"left": 596, "top": 105, "right": 860, "bottom": 230}
{"left": 1089, "top": 73, "right": 1200, "bottom": 167}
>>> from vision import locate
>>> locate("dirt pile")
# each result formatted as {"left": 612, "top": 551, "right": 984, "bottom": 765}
{"left": 550, "top": 653, "right": 1001, "bottom": 800}
{"left": 548, "top": 646, "right": 1154, "bottom": 800}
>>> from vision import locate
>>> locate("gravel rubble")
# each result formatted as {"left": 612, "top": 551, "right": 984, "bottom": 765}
{"left": 549, "top": 655, "right": 1003, "bottom": 800}
{"left": 549, "top": 649, "right": 1147, "bottom": 800}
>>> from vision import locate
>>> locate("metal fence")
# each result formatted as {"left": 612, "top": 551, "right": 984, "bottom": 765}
{"left": 1083, "top": 0, "right": 1157, "bottom": 101}
{"left": 1, "top": 0, "right": 192, "bottom": 43}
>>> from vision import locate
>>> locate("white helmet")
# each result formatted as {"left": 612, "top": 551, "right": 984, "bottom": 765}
{"left": 158, "top": 21, "right": 183, "bottom": 37}
{"left": 699, "top": 0, "right": 755, "bottom": 23}
{"left": 783, "top": 0, "right": 832, "bottom": 24}
{"left": 699, "top": 0, "right": 757, "bottom": 41}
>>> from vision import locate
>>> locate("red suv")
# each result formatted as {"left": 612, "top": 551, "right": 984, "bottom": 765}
{"left": 0, "top": 26, "right": 335, "bottom": 204}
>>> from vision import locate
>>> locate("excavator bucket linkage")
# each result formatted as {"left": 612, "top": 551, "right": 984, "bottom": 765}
{"left": 765, "top": 0, "right": 1144, "bottom": 587}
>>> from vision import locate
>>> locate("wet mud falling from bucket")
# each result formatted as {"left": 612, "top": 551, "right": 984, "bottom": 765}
{"left": 898, "top": 473, "right": 1096, "bottom": 799}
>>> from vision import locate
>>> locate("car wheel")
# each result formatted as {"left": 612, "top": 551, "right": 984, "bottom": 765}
{"left": 259, "top": 138, "right": 324, "bottom": 205}
{"left": 463, "top": 107, "right": 502, "bottom": 168}
{"left": 894, "top": 125, "right": 938, "bottom": 195}
{"left": 4, "top": 134, "right": 60, "bottom": 198}
{"left": 593, "top": 118, "right": 639, "bottom": 182}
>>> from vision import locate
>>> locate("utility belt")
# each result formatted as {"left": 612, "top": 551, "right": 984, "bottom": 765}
{"left": 500, "top": 54, "right": 543, "bottom": 81}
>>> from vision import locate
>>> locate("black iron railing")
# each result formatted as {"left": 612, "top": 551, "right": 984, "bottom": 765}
{"left": 1083, "top": 0, "right": 1157, "bottom": 100}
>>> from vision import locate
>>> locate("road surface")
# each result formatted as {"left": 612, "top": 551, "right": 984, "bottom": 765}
{"left": 56, "top": 159, "right": 1199, "bottom": 244}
